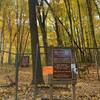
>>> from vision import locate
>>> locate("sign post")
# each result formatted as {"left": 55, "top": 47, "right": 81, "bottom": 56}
{"left": 50, "top": 47, "right": 77, "bottom": 100}
{"left": 53, "top": 48, "right": 72, "bottom": 81}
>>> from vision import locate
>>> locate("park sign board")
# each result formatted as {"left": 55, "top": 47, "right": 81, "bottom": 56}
{"left": 21, "top": 56, "right": 29, "bottom": 67}
{"left": 53, "top": 48, "right": 72, "bottom": 81}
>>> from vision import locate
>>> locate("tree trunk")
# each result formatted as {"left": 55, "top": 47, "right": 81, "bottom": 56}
{"left": 7, "top": 12, "right": 12, "bottom": 64}
{"left": 86, "top": 0, "right": 99, "bottom": 80}
{"left": 28, "top": 0, "right": 44, "bottom": 84}
{"left": 64, "top": 0, "right": 74, "bottom": 46}
{"left": 93, "top": 0, "right": 100, "bottom": 18}
{"left": 37, "top": 2, "right": 49, "bottom": 65}
{"left": 1, "top": 11, "right": 5, "bottom": 64}
{"left": 77, "top": 0, "right": 86, "bottom": 62}
{"left": 54, "top": 17, "right": 63, "bottom": 46}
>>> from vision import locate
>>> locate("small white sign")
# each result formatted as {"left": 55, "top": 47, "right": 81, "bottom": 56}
{"left": 71, "top": 64, "right": 78, "bottom": 74}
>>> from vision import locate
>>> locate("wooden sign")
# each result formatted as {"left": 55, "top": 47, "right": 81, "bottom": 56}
{"left": 53, "top": 48, "right": 72, "bottom": 81}
{"left": 21, "top": 56, "right": 29, "bottom": 67}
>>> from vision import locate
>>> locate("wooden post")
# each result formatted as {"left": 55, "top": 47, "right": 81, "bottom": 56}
{"left": 72, "top": 83, "right": 76, "bottom": 100}
{"left": 72, "top": 68, "right": 76, "bottom": 100}
{"left": 32, "top": 84, "right": 37, "bottom": 100}
{"left": 50, "top": 83, "right": 53, "bottom": 100}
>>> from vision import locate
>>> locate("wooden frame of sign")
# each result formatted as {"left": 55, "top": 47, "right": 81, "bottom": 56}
{"left": 49, "top": 47, "right": 77, "bottom": 100}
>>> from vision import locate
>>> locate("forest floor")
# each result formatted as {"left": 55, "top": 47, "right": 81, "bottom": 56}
{"left": 0, "top": 64, "right": 100, "bottom": 100}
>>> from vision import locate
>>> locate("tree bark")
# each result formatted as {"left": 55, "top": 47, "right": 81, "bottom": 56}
{"left": 0, "top": 11, "right": 5, "bottom": 64}
{"left": 37, "top": 1, "right": 49, "bottom": 65}
{"left": 7, "top": 12, "right": 13, "bottom": 64}
{"left": 28, "top": 0, "right": 44, "bottom": 83}
{"left": 54, "top": 17, "right": 63, "bottom": 46}
{"left": 77, "top": 0, "right": 86, "bottom": 62}
{"left": 86, "top": 0, "right": 99, "bottom": 80}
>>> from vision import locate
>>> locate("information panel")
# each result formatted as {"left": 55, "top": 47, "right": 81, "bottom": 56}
{"left": 21, "top": 56, "right": 29, "bottom": 67}
{"left": 53, "top": 48, "right": 72, "bottom": 81}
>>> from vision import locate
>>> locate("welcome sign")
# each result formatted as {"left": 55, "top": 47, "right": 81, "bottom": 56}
{"left": 53, "top": 48, "right": 72, "bottom": 81}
